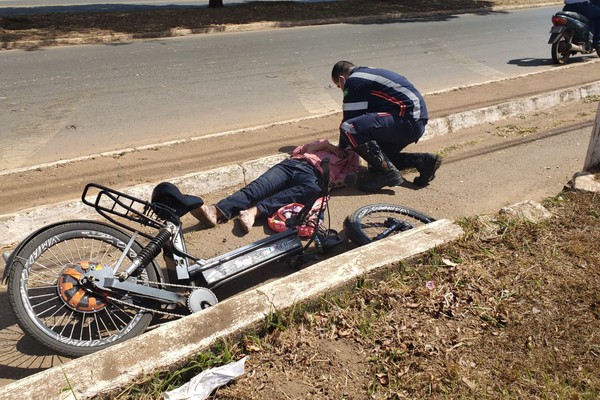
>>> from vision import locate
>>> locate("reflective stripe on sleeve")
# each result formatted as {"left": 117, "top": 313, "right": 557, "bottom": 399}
{"left": 343, "top": 101, "right": 369, "bottom": 112}
{"left": 351, "top": 71, "right": 423, "bottom": 118}
{"left": 341, "top": 121, "right": 357, "bottom": 134}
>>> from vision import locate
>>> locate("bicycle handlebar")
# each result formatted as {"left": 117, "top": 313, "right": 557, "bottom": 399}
{"left": 320, "top": 157, "right": 330, "bottom": 196}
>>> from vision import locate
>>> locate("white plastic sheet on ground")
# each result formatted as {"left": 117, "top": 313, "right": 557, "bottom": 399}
{"left": 163, "top": 356, "right": 248, "bottom": 400}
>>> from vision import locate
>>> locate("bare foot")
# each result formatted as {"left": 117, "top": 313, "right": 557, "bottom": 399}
{"left": 191, "top": 205, "right": 218, "bottom": 227}
{"left": 239, "top": 208, "right": 257, "bottom": 233}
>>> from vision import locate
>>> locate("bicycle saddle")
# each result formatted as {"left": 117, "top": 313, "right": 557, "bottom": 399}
{"left": 151, "top": 182, "right": 203, "bottom": 217}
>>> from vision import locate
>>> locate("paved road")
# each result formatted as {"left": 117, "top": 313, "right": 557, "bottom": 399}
{"left": 0, "top": 6, "right": 568, "bottom": 172}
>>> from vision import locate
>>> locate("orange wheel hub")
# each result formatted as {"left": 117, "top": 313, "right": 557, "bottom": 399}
{"left": 57, "top": 261, "right": 108, "bottom": 312}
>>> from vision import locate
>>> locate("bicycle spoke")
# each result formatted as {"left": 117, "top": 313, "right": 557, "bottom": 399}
{"left": 58, "top": 310, "right": 76, "bottom": 337}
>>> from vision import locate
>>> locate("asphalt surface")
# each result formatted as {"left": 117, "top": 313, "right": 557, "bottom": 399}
{"left": 0, "top": 6, "right": 562, "bottom": 171}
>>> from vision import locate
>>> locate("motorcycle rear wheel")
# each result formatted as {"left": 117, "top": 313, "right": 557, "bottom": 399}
{"left": 551, "top": 32, "right": 573, "bottom": 64}
{"left": 7, "top": 221, "right": 159, "bottom": 357}
{"left": 344, "top": 203, "right": 435, "bottom": 246}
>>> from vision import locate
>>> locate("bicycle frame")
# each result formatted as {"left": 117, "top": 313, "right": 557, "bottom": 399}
{"left": 74, "top": 183, "right": 323, "bottom": 304}
{"left": 175, "top": 221, "right": 304, "bottom": 288}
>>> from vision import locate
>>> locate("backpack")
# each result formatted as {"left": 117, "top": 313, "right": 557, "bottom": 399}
{"left": 267, "top": 197, "right": 328, "bottom": 238}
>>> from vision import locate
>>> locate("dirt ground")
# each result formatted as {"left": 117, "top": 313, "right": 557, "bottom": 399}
{"left": 2, "top": 0, "right": 600, "bottom": 397}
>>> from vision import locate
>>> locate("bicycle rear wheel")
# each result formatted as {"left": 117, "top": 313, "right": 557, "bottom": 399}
{"left": 344, "top": 204, "right": 435, "bottom": 246}
{"left": 7, "top": 221, "right": 158, "bottom": 357}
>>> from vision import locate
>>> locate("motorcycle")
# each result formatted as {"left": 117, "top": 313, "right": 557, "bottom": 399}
{"left": 548, "top": 9, "right": 598, "bottom": 64}
{"left": 2, "top": 158, "right": 435, "bottom": 357}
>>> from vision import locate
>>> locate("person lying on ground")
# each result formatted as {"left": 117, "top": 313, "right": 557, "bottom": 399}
{"left": 191, "top": 139, "right": 359, "bottom": 233}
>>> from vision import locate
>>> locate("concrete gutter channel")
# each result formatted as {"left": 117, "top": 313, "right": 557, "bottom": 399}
{"left": 1, "top": 66, "right": 600, "bottom": 398}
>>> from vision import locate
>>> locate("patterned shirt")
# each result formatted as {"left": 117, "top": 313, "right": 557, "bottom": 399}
{"left": 292, "top": 139, "right": 359, "bottom": 185}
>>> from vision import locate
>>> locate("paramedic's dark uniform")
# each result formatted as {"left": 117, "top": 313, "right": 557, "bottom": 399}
{"left": 339, "top": 66, "right": 429, "bottom": 157}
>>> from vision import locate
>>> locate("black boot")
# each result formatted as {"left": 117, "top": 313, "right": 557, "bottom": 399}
{"left": 388, "top": 152, "right": 416, "bottom": 170}
{"left": 354, "top": 141, "right": 404, "bottom": 192}
{"left": 389, "top": 152, "right": 442, "bottom": 187}
{"left": 413, "top": 153, "right": 442, "bottom": 186}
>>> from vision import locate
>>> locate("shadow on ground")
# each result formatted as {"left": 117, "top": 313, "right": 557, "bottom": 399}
{"left": 0, "top": 0, "right": 534, "bottom": 46}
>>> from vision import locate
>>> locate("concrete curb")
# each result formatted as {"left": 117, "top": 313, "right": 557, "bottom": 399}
{"left": 0, "top": 2, "right": 562, "bottom": 50}
{"left": 0, "top": 219, "right": 464, "bottom": 400}
{"left": 2, "top": 80, "right": 600, "bottom": 249}
{"left": 425, "top": 80, "right": 600, "bottom": 139}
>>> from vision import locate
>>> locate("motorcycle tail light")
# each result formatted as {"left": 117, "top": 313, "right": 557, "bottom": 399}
{"left": 552, "top": 16, "right": 567, "bottom": 26}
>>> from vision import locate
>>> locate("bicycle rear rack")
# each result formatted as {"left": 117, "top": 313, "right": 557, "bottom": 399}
{"left": 81, "top": 183, "right": 168, "bottom": 238}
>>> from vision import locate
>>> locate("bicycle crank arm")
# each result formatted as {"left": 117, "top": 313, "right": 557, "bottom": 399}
{"left": 100, "top": 277, "right": 186, "bottom": 305}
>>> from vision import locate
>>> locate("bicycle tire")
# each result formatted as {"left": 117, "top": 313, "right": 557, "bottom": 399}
{"left": 344, "top": 203, "right": 435, "bottom": 246}
{"left": 7, "top": 221, "right": 159, "bottom": 357}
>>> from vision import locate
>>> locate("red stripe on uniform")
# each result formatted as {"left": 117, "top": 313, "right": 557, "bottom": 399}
{"left": 371, "top": 90, "right": 407, "bottom": 116}
{"left": 342, "top": 127, "right": 359, "bottom": 148}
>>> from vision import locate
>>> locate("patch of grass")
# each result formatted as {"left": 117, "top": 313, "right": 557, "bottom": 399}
{"left": 542, "top": 192, "right": 565, "bottom": 208}
{"left": 495, "top": 124, "right": 538, "bottom": 137}
{"left": 437, "top": 139, "right": 481, "bottom": 157}
{"left": 532, "top": 110, "right": 550, "bottom": 117}
{"left": 61, "top": 367, "right": 78, "bottom": 399}
{"left": 551, "top": 119, "right": 569, "bottom": 128}
{"left": 105, "top": 339, "right": 241, "bottom": 399}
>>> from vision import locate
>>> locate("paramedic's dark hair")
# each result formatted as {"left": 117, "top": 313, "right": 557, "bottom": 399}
{"left": 331, "top": 61, "right": 356, "bottom": 82}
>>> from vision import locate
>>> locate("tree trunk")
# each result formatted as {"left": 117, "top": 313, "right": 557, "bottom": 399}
{"left": 208, "top": 0, "right": 224, "bottom": 8}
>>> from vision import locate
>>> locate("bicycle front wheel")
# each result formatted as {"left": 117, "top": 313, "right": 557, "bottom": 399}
{"left": 7, "top": 221, "right": 158, "bottom": 357}
{"left": 344, "top": 204, "right": 435, "bottom": 246}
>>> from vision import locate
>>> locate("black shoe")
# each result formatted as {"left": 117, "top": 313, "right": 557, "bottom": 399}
{"left": 357, "top": 169, "right": 404, "bottom": 192}
{"left": 413, "top": 154, "right": 441, "bottom": 187}
{"left": 344, "top": 172, "right": 358, "bottom": 187}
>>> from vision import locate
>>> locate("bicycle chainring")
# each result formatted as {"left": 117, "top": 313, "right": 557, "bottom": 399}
{"left": 188, "top": 287, "right": 218, "bottom": 313}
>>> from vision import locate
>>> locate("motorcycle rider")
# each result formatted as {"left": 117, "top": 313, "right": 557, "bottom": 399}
{"left": 563, "top": 0, "right": 600, "bottom": 49}
{"left": 331, "top": 61, "right": 441, "bottom": 192}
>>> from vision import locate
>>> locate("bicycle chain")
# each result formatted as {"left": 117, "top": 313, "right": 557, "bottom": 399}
{"left": 105, "top": 279, "right": 198, "bottom": 318}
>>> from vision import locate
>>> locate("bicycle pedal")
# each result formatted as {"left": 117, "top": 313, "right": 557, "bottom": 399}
{"left": 320, "top": 229, "right": 345, "bottom": 249}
